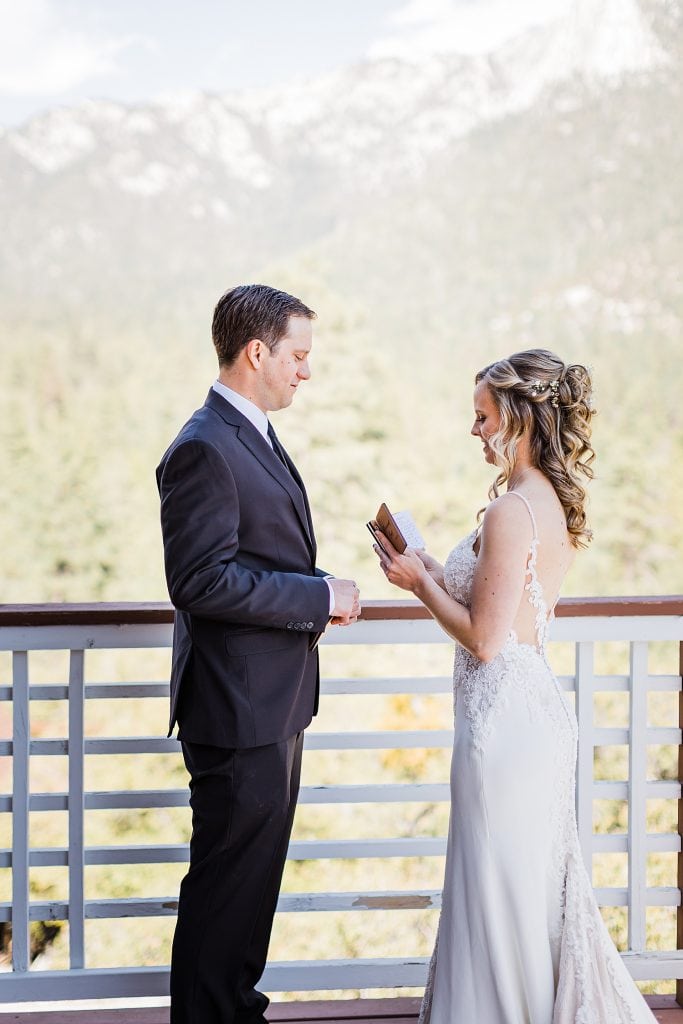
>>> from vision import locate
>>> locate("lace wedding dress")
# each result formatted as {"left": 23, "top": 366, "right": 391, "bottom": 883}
{"left": 419, "top": 492, "right": 656, "bottom": 1024}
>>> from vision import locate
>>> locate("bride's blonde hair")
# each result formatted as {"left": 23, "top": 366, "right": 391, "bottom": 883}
{"left": 475, "top": 349, "right": 595, "bottom": 548}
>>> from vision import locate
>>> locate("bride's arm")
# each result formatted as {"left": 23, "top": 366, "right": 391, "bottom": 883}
{"left": 375, "top": 496, "right": 533, "bottom": 662}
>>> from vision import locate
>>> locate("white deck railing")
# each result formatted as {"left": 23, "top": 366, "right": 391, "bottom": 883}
{"left": 0, "top": 598, "right": 682, "bottom": 1001}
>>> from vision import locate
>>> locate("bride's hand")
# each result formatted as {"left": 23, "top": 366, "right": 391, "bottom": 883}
{"left": 372, "top": 531, "right": 428, "bottom": 593}
{"left": 415, "top": 549, "right": 445, "bottom": 588}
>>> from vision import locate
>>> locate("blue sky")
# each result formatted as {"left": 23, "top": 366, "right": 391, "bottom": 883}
{"left": 0, "top": 0, "right": 573, "bottom": 127}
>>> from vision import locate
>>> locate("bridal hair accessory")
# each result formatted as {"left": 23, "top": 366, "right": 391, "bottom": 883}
{"left": 528, "top": 379, "right": 561, "bottom": 407}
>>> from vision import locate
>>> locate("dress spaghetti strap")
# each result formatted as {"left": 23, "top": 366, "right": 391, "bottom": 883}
{"left": 507, "top": 489, "right": 538, "bottom": 540}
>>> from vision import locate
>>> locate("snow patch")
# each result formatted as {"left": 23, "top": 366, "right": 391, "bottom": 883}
{"left": 8, "top": 112, "right": 95, "bottom": 173}
{"left": 118, "top": 161, "right": 177, "bottom": 196}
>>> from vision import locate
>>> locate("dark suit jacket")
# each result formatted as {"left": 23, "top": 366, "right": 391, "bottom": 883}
{"left": 156, "top": 389, "right": 331, "bottom": 748}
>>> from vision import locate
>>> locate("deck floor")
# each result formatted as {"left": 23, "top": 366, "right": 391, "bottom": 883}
{"left": 0, "top": 996, "right": 681, "bottom": 1023}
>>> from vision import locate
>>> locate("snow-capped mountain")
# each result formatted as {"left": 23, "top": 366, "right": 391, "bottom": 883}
{"left": 0, "top": 0, "right": 673, "bottom": 322}
{"left": 2, "top": 0, "right": 665, "bottom": 184}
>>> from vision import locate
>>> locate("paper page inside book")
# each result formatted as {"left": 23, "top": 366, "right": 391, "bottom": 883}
{"left": 393, "top": 511, "right": 426, "bottom": 550}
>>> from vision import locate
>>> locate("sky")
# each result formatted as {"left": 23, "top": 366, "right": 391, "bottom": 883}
{"left": 0, "top": 0, "right": 574, "bottom": 128}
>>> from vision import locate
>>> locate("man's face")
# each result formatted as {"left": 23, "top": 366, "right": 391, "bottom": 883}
{"left": 259, "top": 315, "right": 313, "bottom": 412}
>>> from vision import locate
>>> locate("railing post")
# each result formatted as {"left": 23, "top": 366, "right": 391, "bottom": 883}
{"left": 575, "top": 641, "right": 594, "bottom": 871}
{"left": 11, "top": 650, "right": 30, "bottom": 972}
{"left": 677, "top": 639, "right": 683, "bottom": 1007}
{"left": 68, "top": 649, "right": 86, "bottom": 968}
{"left": 627, "top": 641, "right": 648, "bottom": 952}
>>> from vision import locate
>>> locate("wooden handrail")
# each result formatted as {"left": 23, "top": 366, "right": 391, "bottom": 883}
{"left": 0, "top": 596, "right": 681, "bottom": 628}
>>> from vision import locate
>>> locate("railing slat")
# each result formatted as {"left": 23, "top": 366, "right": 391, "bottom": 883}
{"left": 0, "top": 837, "right": 449, "bottom": 867}
{"left": 68, "top": 649, "right": 86, "bottom": 969}
{"left": 594, "top": 887, "right": 680, "bottom": 907}
{"left": 677, "top": 636, "right": 683, "bottom": 1008}
{"left": 0, "top": 889, "right": 444, "bottom": 921}
{"left": 593, "top": 726, "right": 682, "bottom": 746}
{"left": 595, "top": 779, "right": 680, "bottom": 799}
{"left": 0, "top": 776, "right": 677, "bottom": 815}
{"left": 321, "top": 677, "right": 452, "bottom": 695}
{"left": 593, "top": 833, "right": 681, "bottom": 853}
{"left": 0, "top": 673, "right": 678, "bottom": 704}
{"left": 1, "top": 882, "right": 679, "bottom": 925}
{"left": 14, "top": 726, "right": 667, "bottom": 753}
{"left": 0, "top": 777, "right": 677, "bottom": 815}
{"left": 628, "top": 641, "right": 649, "bottom": 951}
{"left": 0, "top": 829, "right": 679, "bottom": 867}
{"left": 10, "top": 650, "right": 30, "bottom": 973}
{"left": 575, "top": 641, "right": 594, "bottom": 871}
{"left": 305, "top": 731, "right": 453, "bottom": 750}
{"left": 1, "top": 950, "right": 683, "bottom": 1001}
{"left": 4, "top": 731, "right": 459, "bottom": 757}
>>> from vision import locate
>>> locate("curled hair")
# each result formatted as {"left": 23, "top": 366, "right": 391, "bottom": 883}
{"left": 475, "top": 349, "right": 595, "bottom": 548}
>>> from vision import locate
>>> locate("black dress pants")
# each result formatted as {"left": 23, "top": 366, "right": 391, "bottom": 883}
{"left": 170, "top": 731, "right": 304, "bottom": 1024}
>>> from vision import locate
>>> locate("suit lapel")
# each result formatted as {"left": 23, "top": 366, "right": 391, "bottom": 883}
{"left": 205, "top": 390, "right": 315, "bottom": 554}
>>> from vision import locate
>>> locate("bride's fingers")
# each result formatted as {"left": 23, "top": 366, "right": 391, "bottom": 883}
{"left": 373, "top": 544, "right": 391, "bottom": 571}
{"left": 375, "top": 530, "right": 401, "bottom": 560}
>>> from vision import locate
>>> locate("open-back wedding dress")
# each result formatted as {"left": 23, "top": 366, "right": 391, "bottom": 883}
{"left": 419, "top": 492, "right": 656, "bottom": 1023}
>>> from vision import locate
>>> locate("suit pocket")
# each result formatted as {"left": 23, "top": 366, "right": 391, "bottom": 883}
{"left": 225, "top": 628, "right": 294, "bottom": 656}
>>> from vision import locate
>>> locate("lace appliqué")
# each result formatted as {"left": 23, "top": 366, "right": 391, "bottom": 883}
{"left": 444, "top": 517, "right": 556, "bottom": 753}
{"left": 553, "top": 838, "right": 641, "bottom": 1024}
{"left": 417, "top": 923, "right": 439, "bottom": 1024}
{"left": 525, "top": 533, "right": 551, "bottom": 651}
{"left": 453, "top": 640, "right": 555, "bottom": 751}
{"left": 443, "top": 527, "right": 477, "bottom": 607}
{"left": 548, "top": 689, "right": 640, "bottom": 1023}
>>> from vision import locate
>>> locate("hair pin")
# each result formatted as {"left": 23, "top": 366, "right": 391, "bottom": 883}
{"left": 528, "top": 378, "right": 560, "bottom": 407}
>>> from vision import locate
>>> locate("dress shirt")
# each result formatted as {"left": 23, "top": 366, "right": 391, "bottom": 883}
{"left": 211, "top": 380, "right": 335, "bottom": 616}
{"left": 212, "top": 380, "right": 271, "bottom": 445}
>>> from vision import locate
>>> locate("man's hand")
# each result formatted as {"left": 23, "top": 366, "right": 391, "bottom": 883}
{"left": 329, "top": 578, "right": 361, "bottom": 626}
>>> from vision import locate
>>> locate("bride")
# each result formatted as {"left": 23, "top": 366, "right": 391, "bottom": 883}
{"left": 373, "top": 350, "right": 656, "bottom": 1023}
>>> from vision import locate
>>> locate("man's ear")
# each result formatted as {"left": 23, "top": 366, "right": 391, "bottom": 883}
{"left": 245, "top": 338, "right": 265, "bottom": 370}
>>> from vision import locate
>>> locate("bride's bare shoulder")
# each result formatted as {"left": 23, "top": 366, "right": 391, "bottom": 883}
{"left": 480, "top": 493, "right": 534, "bottom": 546}
{"left": 482, "top": 491, "right": 532, "bottom": 523}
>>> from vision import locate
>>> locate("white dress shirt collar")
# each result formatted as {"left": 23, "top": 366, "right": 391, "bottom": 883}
{"left": 212, "top": 380, "right": 271, "bottom": 445}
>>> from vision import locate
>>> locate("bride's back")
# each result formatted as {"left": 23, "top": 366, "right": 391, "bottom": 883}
{"left": 507, "top": 479, "right": 575, "bottom": 649}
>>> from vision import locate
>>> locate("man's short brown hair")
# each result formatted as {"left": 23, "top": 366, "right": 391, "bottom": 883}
{"left": 212, "top": 284, "right": 316, "bottom": 367}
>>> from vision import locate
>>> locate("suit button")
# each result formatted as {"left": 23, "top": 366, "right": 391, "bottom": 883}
{"left": 286, "top": 622, "right": 294, "bottom": 629}
{"left": 306, "top": 621, "right": 314, "bottom": 629}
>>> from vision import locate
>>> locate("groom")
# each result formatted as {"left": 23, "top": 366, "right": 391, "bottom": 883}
{"left": 156, "top": 284, "right": 360, "bottom": 1024}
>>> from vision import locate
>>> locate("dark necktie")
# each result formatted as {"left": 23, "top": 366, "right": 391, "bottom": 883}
{"left": 268, "top": 422, "right": 314, "bottom": 568}
{"left": 267, "top": 422, "right": 293, "bottom": 474}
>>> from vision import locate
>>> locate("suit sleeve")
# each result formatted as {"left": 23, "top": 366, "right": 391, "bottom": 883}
{"left": 157, "top": 438, "right": 330, "bottom": 629}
